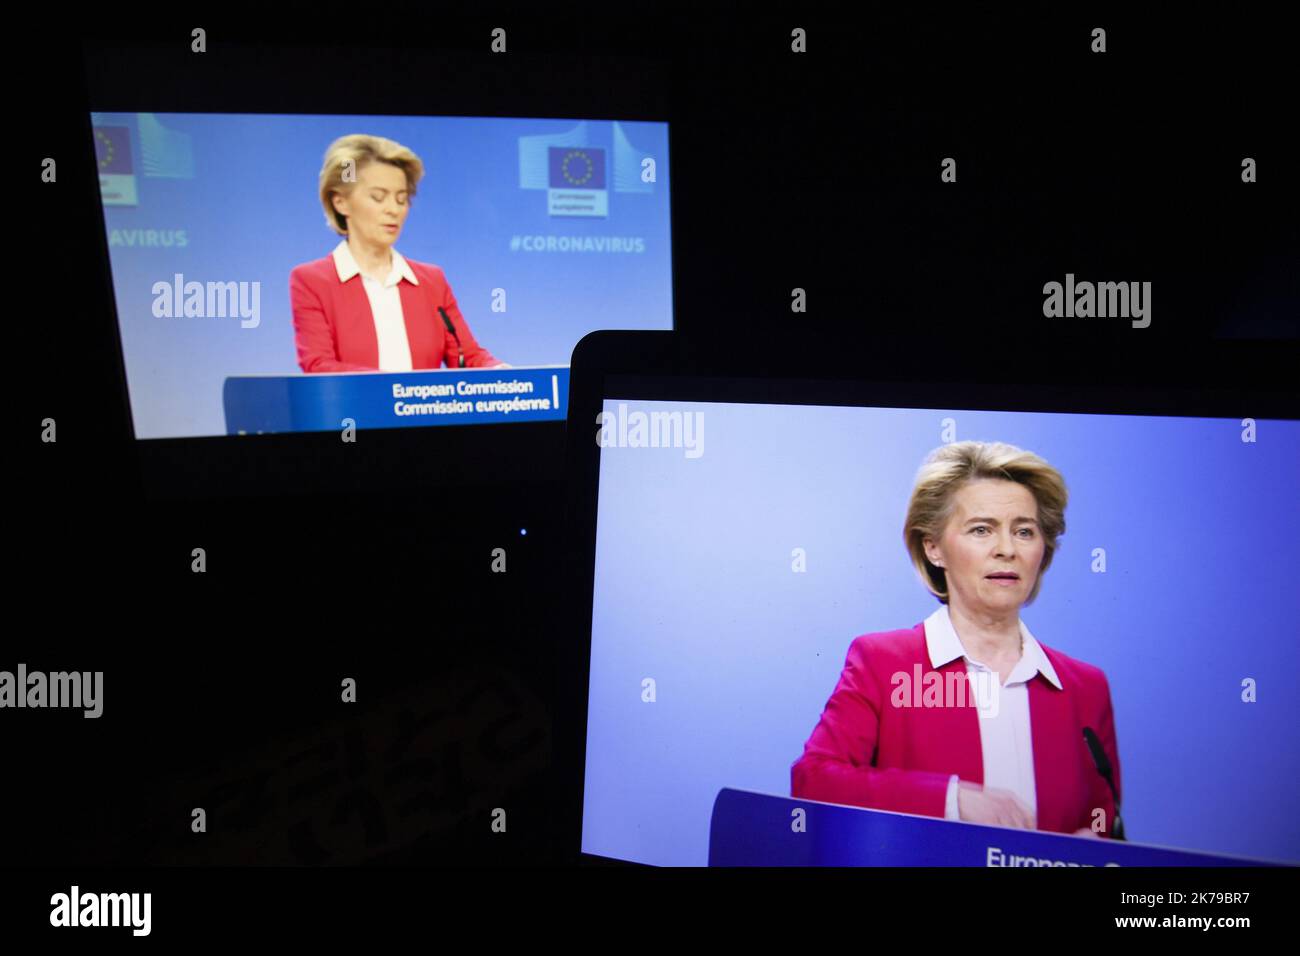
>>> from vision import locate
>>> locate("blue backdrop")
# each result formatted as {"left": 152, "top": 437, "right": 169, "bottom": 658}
{"left": 583, "top": 402, "right": 1300, "bottom": 866}
{"left": 91, "top": 112, "right": 672, "bottom": 438}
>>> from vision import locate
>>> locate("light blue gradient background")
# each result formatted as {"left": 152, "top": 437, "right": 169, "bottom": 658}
{"left": 583, "top": 402, "right": 1300, "bottom": 866}
{"left": 92, "top": 113, "right": 672, "bottom": 438}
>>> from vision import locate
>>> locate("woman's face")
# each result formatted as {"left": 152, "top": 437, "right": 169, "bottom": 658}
{"left": 923, "top": 478, "right": 1046, "bottom": 617}
{"left": 333, "top": 161, "right": 411, "bottom": 249}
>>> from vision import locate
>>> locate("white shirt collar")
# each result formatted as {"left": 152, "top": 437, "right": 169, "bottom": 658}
{"left": 923, "top": 603, "right": 1062, "bottom": 689}
{"left": 332, "top": 239, "right": 418, "bottom": 287}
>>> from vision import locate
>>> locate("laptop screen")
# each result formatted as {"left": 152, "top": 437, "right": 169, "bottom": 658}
{"left": 90, "top": 112, "right": 673, "bottom": 440}
{"left": 580, "top": 379, "right": 1299, "bottom": 866}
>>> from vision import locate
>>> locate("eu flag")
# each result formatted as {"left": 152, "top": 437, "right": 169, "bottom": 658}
{"left": 548, "top": 147, "right": 606, "bottom": 189}
{"left": 94, "top": 126, "right": 133, "bottom": 174}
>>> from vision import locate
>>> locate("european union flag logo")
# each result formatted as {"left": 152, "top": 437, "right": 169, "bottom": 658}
{"left": 549, "top": 147, "right": 606, "bottom": 189}
{"left": 546, "top": 146, "right": 608, "bottom": 217}
{"left": 94, "top": 125, "right": 137, "bottom": 206}
{"left": 94, "top": 126, "right": 132, "bottom": 174}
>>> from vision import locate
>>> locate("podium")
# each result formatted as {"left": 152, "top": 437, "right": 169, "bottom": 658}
{"left": 708, "top": 788, "right": 1285, "bottom": 866}
{"left": 222, "top": 365, "right": 569, "bottom": 434}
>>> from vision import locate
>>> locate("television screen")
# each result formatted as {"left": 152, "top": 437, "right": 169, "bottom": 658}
{"left": 90, "top": 112, "right": 672, "bottom": 439}
{"left": 581, "top": 392, "right": 1299, "bottom": 866}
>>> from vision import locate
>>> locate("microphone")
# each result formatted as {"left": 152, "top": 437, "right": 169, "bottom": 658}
{"left": 1082, "top": 727, "right": 1125, "bottom": 840}
{"left": 437, "top": 306, "right": 465, "bottom": 368}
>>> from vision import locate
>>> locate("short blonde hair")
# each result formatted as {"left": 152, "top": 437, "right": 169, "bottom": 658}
{"left": 318, "top": 134, "right": 425, "bottom": 235}
{"left": 903, "top": 440, "right": 1068, "bottom": 605}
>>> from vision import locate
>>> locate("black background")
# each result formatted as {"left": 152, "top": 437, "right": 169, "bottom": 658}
{"left": 9, "top": 3, "right": 1297, "bottom": 934}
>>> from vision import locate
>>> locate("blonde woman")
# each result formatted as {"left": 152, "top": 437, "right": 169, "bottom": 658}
{"left": 290, "top": 134, "right": 507, "bottom": 373}
{"left": 792, "top": 441, "right": 1124, "bottom": 838}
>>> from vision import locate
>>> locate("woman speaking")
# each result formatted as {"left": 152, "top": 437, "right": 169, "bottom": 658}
{"left": 791, "top": 441, "right": 1123, "bottom": 838}
{"left": 290, "top": 134, "right": 506, "bottom": 373}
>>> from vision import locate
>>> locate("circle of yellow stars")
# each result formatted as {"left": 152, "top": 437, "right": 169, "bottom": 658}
{"left": 95, "top": 129, "right": 116, "bottom": 170}
{"left": 561, "top": 150, "right": 594, "bottom": 186}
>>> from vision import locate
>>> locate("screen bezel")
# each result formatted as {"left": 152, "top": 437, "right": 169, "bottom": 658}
{"left": 79, "top": 36, "right": 674, "bottom": 500}
{"left": 557, "top": 329, "right": 1300, "bottom": 866}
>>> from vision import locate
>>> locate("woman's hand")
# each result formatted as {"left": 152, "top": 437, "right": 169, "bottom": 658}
{"left": 956, "top": 780, "right": 1036, "bottom": 829}
{"left": 1071, "top": 827, "right": 1101, "bottom": 838}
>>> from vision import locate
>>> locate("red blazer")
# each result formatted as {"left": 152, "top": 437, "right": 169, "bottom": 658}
{"left": 289, "top": 253, "right": 498, "bottom": 372}
{"left": 791, "top": 620, "right": 1123, "bottom": 837}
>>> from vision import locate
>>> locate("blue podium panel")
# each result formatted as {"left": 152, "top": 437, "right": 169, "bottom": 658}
{"left": 222, "top": 366, "right": 570, "bottom": 434}
{"left": 708, "top": 789, "right": 1286, "bottom": 867}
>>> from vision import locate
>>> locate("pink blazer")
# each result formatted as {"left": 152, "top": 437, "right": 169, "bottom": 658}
{"left": 791, "top": 620, "right": 1122, "bottom": 837}
{"left": 289, "top": 254, "right": 498, "bottom": 372}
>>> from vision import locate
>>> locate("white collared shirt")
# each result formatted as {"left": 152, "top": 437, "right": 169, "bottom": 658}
{"left": 922, "top": 604, "right": 1063, "bottom": 826}
{"left": 332, "top": 240, "right": 419, "bottom": 372}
